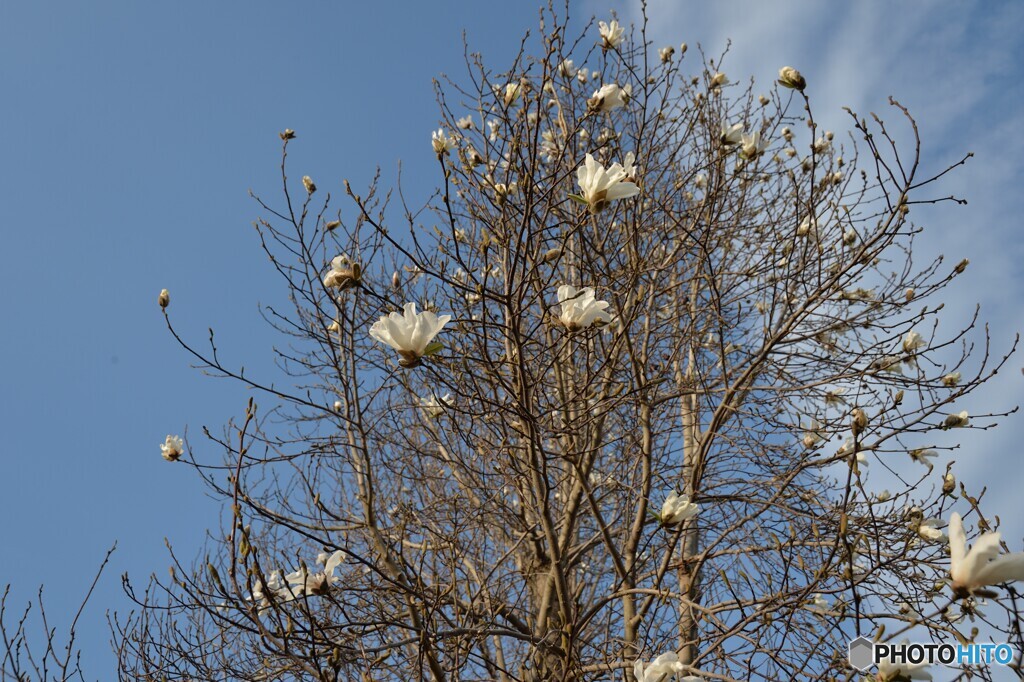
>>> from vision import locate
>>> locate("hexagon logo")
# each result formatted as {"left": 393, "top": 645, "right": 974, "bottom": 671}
{"left": 848, "top": 636, "right": 874, "bottom": 672}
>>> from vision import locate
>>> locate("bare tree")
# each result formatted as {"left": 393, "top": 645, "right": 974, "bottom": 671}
{"left": 110, "top": 5, "right": 1020, "bottom": 681}
{"left": 1, "top": 546, "right": 114, "bottom": 682}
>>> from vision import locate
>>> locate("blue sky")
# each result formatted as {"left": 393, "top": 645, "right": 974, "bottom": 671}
{"left": 0, "top": 0, "right": 1021, "bottom": 677}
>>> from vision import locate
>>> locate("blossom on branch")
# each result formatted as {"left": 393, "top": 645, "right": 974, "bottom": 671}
{"left": 431, "top": 128, "right": 456, "bottom": 156}
{"left": 557, "top": 285, "right": 611, "bottom": 331}
{"left": 160, "top": 434, "right": 184, "bottom": 462}
{"left": 284, "top": 550, "right": 345, "bottom": 597}
{"left": 598, "top": 19, "right": 624, "bottom": 49}
{"left": 738, "top": 131, "right": 768, "bottom": 160}
{"left": 573, "top": 153, "right": 640, "bottom": 212}
{"left": 777, "top": 66, "right": 806, "bottom": 91}
{"left": 633, "top": 652, "right": 701, "bottom": 681}
{"left": 720, "top": 123, "right": 744, "bottom": 146}
{"left": 943, "top": 411, "right": 969, "bottom": 429}
{"left": 949, "top": 512, "right": 1024, "bottom": 597}
{"left": 322, "top": 255, "right": 362, "bottom": 290}
{"left": 588, "top": 83, "right": 630, "bottom": 112}
{"left": 660, "top": 492, "right": 700, "bottom": 525}
{"left": 369, "top": 302, "right": 451, "bottom": 367}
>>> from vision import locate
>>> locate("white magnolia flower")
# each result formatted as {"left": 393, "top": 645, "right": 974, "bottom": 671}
{"left": 949, "top": 512, "right": 1024, "bottom": 596}
{"left": 557, "top": 285, "right": 611, "bottom": 331}
{"left": 160, "top": 434, "right": 184, "bottom": 462}
{"left": 456, "top": 115, "right": 474, "bottom": 130}
{"left": 796, "top": 216, "right": 817, "bottom": 237}
{"left": 487, "top": 118, "right": 501, "bottom": 141}
{"left": 876, "top": 639, "right": 933, "bottom": 681}
{"left": 916, "top": 518, "right": 947, "bottom": 543}
{"left": 660, "top": 492, "right": 700, "bottom": 524}
{"left": 909, "top": 448, "right": 938, "bottom": 468}
{"left": 802, "top": 420, "right": 823, "bottom": 448}
{"left": 738, "top": 131, "right": 768, "bottom": 160}
{"left": 709, "top": 71, "right": 729, "bottom": 88}
{"left": 621, "top": 151, "right": 639, "bottom": 181}
{"left": 285, "top": 550, "right": 345, "bottom": 597}
{"left": 658, "top": 46, "right": 675, "bottom": 63}
{"left": 598, "top": 19, "right": 624, "bottom": 49}
{"left": 574, "top": 153, "right": 640, "bottom": 211}
{"left": 813, "top": 136, "right": 831, "bottom": 154}
{"left": 943, "top": 410, "right": 969, "bottom": 429}
{"left": 589, "top": 83, "right": 630, "bottom": 112}
{"left": 322, "top": 255, "right": 361, "bottom": 290}
{"left": 777, "top": 66, "right": 806, "bottom": 90}
{"left": 942, "top": 371, "right": 961, "bottom": 387}
{"left": 694, "top": 174, "right": 708, "bottom": 190}
{"left": 503, "top": 81, "right": 523, "bottom": 107}
{"left": 558, "top": 58, "right": 577, "bottom": 78}
{"left": 633, "top": 652, "right": 698, "bottom": 682}
{"left": 250, "top": 570, "right": 291, "bottom": 608}
{"left": 418, "top": 393, "right": 452, "bottom": 418}
{"left": 369, "top": 303, "right": 451, "bottom": 367}
{"left": 431, "top": 128, "right": 456, "bottom": 155}
{"left": 720, "top": 123, "right": 744, "bottom": 146}
{"left": 838, "top": 438, "right": 869, "bottom": 467}
{"left": 903, "top": 330, "right": 926, "bottom": 353}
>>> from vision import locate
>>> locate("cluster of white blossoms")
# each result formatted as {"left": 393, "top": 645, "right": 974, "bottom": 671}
{"left": 720, "top": 123, "right": 767, "bottom": 160}
{"left": 249, "top": 550, "right": 346, "bottom": 608}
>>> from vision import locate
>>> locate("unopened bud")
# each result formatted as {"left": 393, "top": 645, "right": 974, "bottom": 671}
{"left": 392, "top": 271, "right": 401, "bottom": 288}
{"left": 777, "top": 66, "right": 806, "bottom": 91}
{"left": 158, "top": 288, "right": 170, "bottom": 309}
{"left": 953, "top": 258, "right": 969, "bottom": 274}
{"left": 851, "top": 408, "right": 868, "bottom": 437}
{"left": 324, "top": 220, "right": 341, "bottom": 232}
{"left": 303, "top": 176, "right": 317, "bottom": 194}
{"left": 279, "top": 128, "right": 296, "bottom": 140}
